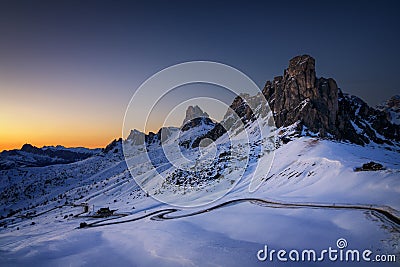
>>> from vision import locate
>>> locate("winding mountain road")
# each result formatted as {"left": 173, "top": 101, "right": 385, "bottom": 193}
{"left": 81, "top": 198, "right": 400, "bottom": 228}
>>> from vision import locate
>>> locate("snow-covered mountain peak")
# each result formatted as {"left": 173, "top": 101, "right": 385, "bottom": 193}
{"left": 182, "top": 105, "right": 210, "bottom": 125}
{"left": 264, "top": 55, "right": 400, "bottom": 148}
{"left": 377, "top": 95, "right": 400, "bottom": 125}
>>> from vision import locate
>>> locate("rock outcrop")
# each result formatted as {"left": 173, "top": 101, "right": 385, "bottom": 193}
{"left": 262, "top": 55, "right": 338, "bottom": 137}
{"left": 103, "top": 138, "right": 122, "bottom": 153}
{"left": 146, "top": 127, "right": 177, "bottom": 144}
{"left": 336, "top": 93, "right": 399, "bottom": 145}
{"left": 262, "top": 55, "right": 399, "bottom": 146}
{"left": 377, "top": 95, "right": 400, "bottom": 125}
{"left": 123, "top": 55, "right": 399, "bottom": 149}
{"left": 181, "top": 105, "right": 214, "bottom": 132}
{"left": 126, "top": 129, "right": 145, "bottom": 145}
{"left": 183, "top": 105, "right": 209, "bottom": 124}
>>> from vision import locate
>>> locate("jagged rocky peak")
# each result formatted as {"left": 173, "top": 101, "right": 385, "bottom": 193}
{"left": 146, "top": 127, "right": 177, "bottom": 144}
{"left": 286, "top": 54, "right": 316, "bottom": 90}
{"left": 181, "top": 105, "right": 214, "bottom": 131}
{"left": 183, "top": 105, "right": 209, "bottom": 124}
{"left": 103, "top": 138, "right": 122, "bottom": 153}
{"left": 126, "top": 129, "right": 145, "bottom": 145}
{"left": 263, "top": 54, "right": 338, "bottom": 136}
{"left": 385, "top": 95, "right": 400, "bottom": 110}
{"left": 125, "top": 56, "right": 398, "bottom": 148}
{"left": 126, "top": 127, "right": 179, "bottom": 146}
{"left": 377, "top": 95, "right": 400, "bottom": 125}
{"left": 21, "top": 143, "right": 41, "bottom": 153}
{"left": 263, "top": 55, "right": 399, "bottom": 146}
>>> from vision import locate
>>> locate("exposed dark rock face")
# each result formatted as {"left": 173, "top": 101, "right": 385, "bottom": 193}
{"left": 181, "top": 105, "right": 214, "bottom": 132}
{"left": 354, "top": 161, "right": 385, "bottom": 172}
{"left": 183, "top": 105, "right": 210, "bottom": 124}
{"left": 224, "top": 94, "right": 255, "bottom": 124}
{"left": 126, "top": 129, "right": 145, "bottom": 145}
{"left": 179, "top": 105, "right": 217, "bottom": 148}
{"left": 126, "top": 106, "right": 212, "bottom": 148}
{"left": 103, "top": 138, "right": 122, "bottom": 153}
{"left": 377, "top": 95, "right": 400, "bottom": 125}
{"left": 386, "top": 95, "right": 400, "bottom": 110}
{"left": 145, "top": 127, "right": 178, "bottom": 144}
{"left": 191, "top": 123, "right": 226, "bottom": 148}
{"left": 188, "top": 97, "right": 248, "bottom": 148}
{"left": 336, "top": 93, "right": 399, "bottom": 145}
{"left": 125, "top": 127, "right": 179, "bottom": 148}
{"left": 181, "top": 117, "right": 215, "bottom": 132}
{"left": 262, "top": 55, "right": 399, "bottom": 146}
{"left": 123, "top": 55, "right": 399, "bottom": 149}
{"left": 263, "top": 55, "right": 338, "bottom": 137}
{"left": 191, "top": 92, "right": 272, "bottom": 148}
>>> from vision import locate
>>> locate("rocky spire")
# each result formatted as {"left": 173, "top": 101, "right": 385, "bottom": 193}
{"left": 181, "top": 105, "right": 214, "bottom": 132}
{"left": 124, "top": 56, "right": 399, "bottom": 148}
{"left": 263, "top": 55, "right": 399, "bottom": 146}
{"left": 182, "top": 105, "right": 209, "bottom": 125}
{"left": 126, "top": 129, "right": 145, "bottom": 145}
{"left": 263, "top": 55, "right": 338, "bottom": 136}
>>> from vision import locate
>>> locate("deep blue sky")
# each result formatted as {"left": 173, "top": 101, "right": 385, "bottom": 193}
{"left": 1, "top": 0, "right": 399, "bottom": 149}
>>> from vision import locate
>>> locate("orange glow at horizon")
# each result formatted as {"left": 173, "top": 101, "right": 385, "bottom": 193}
{"left": 0, "top": 80, "right": 126, "bottom": 152}
{"left": 0, "top": 133, "right": 119, "bottom": 152}
{"left": 0, "top": 119, "right": 122, "bottom": 151}
{"left": 0, "top": 73, "right": 233, "bottom": 152}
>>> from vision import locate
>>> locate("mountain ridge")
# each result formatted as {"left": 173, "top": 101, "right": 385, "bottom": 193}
{"left": 2, "top": 55, "right": 399, "bottom": 169}
{"left": 0, "top": 144, "right": 100, "bottom": 170}
{"left": 1, "top": 56, "right": 399, "bottom": 265}
{"left": 263, "top": 55, "right": 399, "bottom": 147}
{"left": 172, "top": 55, "right": 400, "bottom": 150}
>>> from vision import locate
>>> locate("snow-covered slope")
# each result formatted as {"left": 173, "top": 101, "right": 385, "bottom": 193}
{"left": 0, "top": 134, "right": 399, "bottom": 266}
{"left": 1, "top": 55, "right": 399, "bottom": 266}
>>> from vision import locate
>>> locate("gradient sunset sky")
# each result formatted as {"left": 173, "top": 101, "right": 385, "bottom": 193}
{"left": 1, "top": 0, "right": 399, "bottom": 151}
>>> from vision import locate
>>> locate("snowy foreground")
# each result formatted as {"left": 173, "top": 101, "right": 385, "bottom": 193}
{"left": 0, "top": 137, "right": 399, "bottom": 266}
